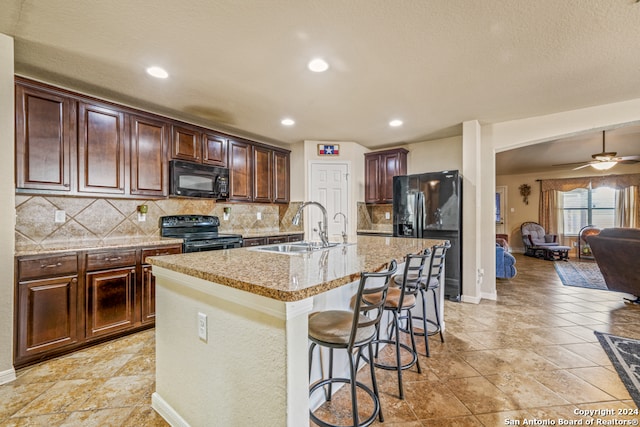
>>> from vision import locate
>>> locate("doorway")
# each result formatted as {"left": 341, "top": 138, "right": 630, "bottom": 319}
{"left": 308, "top": 162, "right": 350, "bottom": 242}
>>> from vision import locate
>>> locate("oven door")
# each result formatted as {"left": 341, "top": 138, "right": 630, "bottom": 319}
{"left": 184, "top": 239, "right": 243, "bottom": 253}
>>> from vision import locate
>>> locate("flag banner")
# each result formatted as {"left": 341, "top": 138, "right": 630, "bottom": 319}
{"left": 317, "top": 144, "right": 340, "bottom": 156}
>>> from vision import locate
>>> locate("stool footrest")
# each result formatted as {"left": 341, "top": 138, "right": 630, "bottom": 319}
{"left": 310, "top": 377, "right": 379, "bottom": 427}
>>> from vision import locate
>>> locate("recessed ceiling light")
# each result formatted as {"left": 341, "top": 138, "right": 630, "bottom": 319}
{"left": 281, "top": 118, "right": 295, "bottom": 126}
{"left": 308, "top": 58, "right": 329, "bottom": 73}
{"left": 146, "top": 66, "right": 169, "bottom": 79}
{"left": 389, "top": 119, "right": 403, "bottom": 127}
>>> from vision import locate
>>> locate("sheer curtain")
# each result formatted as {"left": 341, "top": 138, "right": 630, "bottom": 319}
{"left": 617, "top": 185, "right": 639, "bottom": 228}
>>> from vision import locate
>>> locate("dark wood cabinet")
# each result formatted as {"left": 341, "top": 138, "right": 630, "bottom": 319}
{"left": 15, "top": 82, "right": 75, "bottom": 192}
{"left": 15, "top": 77, "right": 287, "bottom": 202}
{"left": 243, "top": 237, "right": 267, "bottom": 247}
{"left": 85, "top": 266, "right": 136, "bottom": 339}
{"left": 15, "top": 253, "right": 79, "bottom": 362}
{"left": 253, "top": 146, "right": 273, "bottom": 203}
{"left": 228, "top": 139, "right": 253, "bottom": 201}
{"left": 14, "top": 243, "right": 182, "bottom": 368}
{"left": 273, "top": 150, "right": 290, "bottom": 203}
{"left": 171, "top": 125, "right": 201, "bottom": 162}
{"left": 78, "top": 102, "right": 127, "bottom": 195}
{"left": 364, "top": 148, "right": 408, "bottom": 204}
{"left": 130, "top": 115, "right": 169, "bottom": 197}
{"left": 203, "top": 132, "right": 227, "bottom": 166}
{"left": 267, "top": 236, "right": 288, "bottom": 244}
{"left": 287, "top": 233, "right": 304, "bottom": 242}
{"left": 140, "top": 245, "right": 182, "bottom": 325}
{"left": 85, "top": 249, "right": 137, "bottom": 339}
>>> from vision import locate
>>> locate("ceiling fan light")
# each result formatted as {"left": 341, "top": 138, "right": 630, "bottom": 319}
{"left": 590, "top": 161, "right": 617, "bottom": 171}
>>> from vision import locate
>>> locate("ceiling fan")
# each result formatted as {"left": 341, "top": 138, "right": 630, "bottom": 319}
{"left": 553, "top": 130, "right": 640, "bottom": 171}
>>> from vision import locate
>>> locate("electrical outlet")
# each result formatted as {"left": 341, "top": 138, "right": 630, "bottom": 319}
{"left": 198, "top": 312, "right": 207, "bottom": 341}
{"left": 137, "top": 212, "right": 146, "bottom": 222}
{"left": 54, "top": 210, "right": 66, "bottom": 223}
{"left": 385, "top": 212, "right": 391, "bottom": 220}
{"left": 256, "top": 212, "right": 262, "bottom": 220}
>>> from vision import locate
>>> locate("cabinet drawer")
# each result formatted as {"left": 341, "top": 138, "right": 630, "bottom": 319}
{"left": 18, "top": 254, "right": 78, "bottom": 281}
{"left": 141, "top": 245, "right": 182, "bottom": 264}
{"left": 86, "top": 249, "right": 137, "bottom": 271}
{"left": 243, "top": 237, "right": 267, "bottom": 247}
{"left": 267, "top": 236, "right": 288, "bottom": 244}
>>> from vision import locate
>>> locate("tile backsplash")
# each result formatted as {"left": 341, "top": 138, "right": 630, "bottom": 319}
{"left": 15, "top": 195, "right": 303, "bottom": 251}
{"left": 356, "top": 202, "right": 393, "bottom": 232}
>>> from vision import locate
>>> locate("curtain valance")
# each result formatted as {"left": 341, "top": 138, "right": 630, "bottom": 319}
{"left": 539, "top": 173, "right": 640, "bottom": 192}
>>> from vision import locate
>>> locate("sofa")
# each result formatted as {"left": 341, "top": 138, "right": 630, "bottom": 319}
{"left": 496, "top": 244, "right": 517, "bottom": 279}
{"left": 586, "top": 227, "right": 640, "bottom": 303}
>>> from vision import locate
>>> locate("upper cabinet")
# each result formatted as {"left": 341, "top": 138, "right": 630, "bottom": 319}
{"left": 365, "top": 148, "right": 408, "bottom": 204}
{"left": 228, "top": 139, "right": 290, "bottom": 204}
{"left": 77, "top": 101, "right": 126, "bottom": 195}
{"left": 130, "top": 114, "right": 169, "bottom": 197}
{"left": 171, "top": 125, "right": 228, "bottom": 167}
{"left": 15, "top": 83, "right": 74, "bottom": 192}
{"left": 14, "top": 77, "right": 287, "bottom": 202}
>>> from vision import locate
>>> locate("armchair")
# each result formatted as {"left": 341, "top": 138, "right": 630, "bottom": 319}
{"left": 521, "top": 221, "right": 558, "bottom": 257}
{"left": 586, "top": 228, "right": 640, "bottom": 304}
{"left": 496, "top": 244, "right": 517, "bottom": 279}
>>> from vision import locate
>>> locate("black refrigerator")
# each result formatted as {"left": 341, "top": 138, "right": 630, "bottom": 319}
{"left": 392, "top": 170, "right": 462, "bottom": 301}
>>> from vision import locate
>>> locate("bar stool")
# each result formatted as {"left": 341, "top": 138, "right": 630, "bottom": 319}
{"left": 308, "top": 259, "right": 397, "bottom": 427}
{"left": 368, "top": 250, "right": 430, "bottom": 399}
{"left": 412, "top": 242, "right": 450, "bottom": 357}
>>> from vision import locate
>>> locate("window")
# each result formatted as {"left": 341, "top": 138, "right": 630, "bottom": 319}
{"left": 561, "top": 187, "right": 616, "bottom": 235}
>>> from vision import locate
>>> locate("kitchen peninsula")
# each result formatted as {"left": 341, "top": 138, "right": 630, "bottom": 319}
{"left": 148, "top": 235, "right": 442, "bottom": 427}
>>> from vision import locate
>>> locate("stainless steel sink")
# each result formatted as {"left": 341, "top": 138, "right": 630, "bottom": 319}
{"left": 248, "top": 241, "right": 340, "bottom": 254}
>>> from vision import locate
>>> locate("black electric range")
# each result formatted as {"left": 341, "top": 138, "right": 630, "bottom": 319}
{"left": 160, "top": 215, "right": 243, "bottom": 253}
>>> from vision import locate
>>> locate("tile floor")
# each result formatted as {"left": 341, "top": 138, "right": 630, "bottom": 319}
{"left": 1, "top": 254, "right": 639, "bottom": 426}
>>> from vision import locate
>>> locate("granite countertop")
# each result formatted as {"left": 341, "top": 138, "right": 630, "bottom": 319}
{"left": 148, "top": 235, "right": 441, "bottom": 302}
{"left": 15, "top": 236, "right": 184, "bottom": 257}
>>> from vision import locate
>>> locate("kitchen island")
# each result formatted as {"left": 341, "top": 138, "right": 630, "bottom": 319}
{"left": 148, "top": 235, "right": 441, "bottom": 427}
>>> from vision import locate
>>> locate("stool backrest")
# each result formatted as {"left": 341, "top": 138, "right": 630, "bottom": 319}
{"left": 425, "top": 242, "right": 451, "bottom": 288}
{"left": 350, "top": 259, "right": 398, "bottom": 347}
{"left": 397, "top": 249, "right": 431, "bottom": 307}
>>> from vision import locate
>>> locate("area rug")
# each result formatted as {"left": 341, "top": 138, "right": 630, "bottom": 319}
{"left": 595, "top": 332, "right": 640, "bottom": 407}
{"left": 553, "top": 260, "right": 607, "bottom": 290}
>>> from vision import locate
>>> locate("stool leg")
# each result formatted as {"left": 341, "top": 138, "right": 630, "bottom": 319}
{"left": 407, "top": 312, "right": 421, "bottom": 374}
{"left": 308, "top": 342, "right": 316, "bottom": 381}
{"left": 347, "top": 351, "right": 360, "bottom": 427}
{"left": 431, "top": 288, "right": 444, "bottom": 343}
{"left": 391, "top": 311, "right": 406, "bottom": 399}
{"left": 365, "top": 343, "right": 384, "bottom": 422}
{"left": 327, "top": 348, "right": 334, "bottom": 400}
{"left": 420, "top": 288, "right": 430, "bottom": 357}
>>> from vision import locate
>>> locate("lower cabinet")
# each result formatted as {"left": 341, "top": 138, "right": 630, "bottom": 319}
{"left": 85, "top": 267, "right": 136, "bottom": 339}
{"left": 16, "top": 275, "right": 79, "bottom": 360}
{"left": 243, "top": 233, "right": 304, "bottom": 247}
{"left": 14, "top": 243, "right": 181, "bottom": 368}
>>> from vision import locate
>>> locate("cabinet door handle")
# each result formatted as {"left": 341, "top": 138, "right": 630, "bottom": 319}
{"left": 41, "top": 262, "right": 62, "bottom": 269}
{"left": 104, "top": 257, "right": 122, "bottom": 262}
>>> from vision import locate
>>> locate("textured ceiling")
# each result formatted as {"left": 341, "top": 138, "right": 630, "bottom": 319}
{"left": 1, "top": 0, "right": 640, "bottom": 164}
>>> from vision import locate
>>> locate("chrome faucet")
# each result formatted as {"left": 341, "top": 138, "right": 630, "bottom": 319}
{"left": 333, "top": 212, "right": 348, "bottom": 244}
{"left": 292, "top": 201, "right": 330, "bottom": 247}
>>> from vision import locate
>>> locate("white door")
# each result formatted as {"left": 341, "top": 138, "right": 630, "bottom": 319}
{"left": 309, "top": 162, "right": 349, "bottom": 242}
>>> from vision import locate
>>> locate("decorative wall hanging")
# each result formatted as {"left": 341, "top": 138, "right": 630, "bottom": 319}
{"left": 519, "top": 183, "right": 531, "bottom": 205}
{"left": 317, "top": 144, "right": 340, "bottom": 156}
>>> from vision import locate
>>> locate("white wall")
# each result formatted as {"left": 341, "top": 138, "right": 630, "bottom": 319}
{"left": 407, "top": 136, "right": 462, "bottom": 174}
{"left": 298, "top": 140, "right": 368, "bottom": 238}
{"left": 0, "top": 33, "right": 15, "bottom": 384}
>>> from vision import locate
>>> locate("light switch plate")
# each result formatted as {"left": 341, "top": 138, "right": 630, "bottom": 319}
{"left": 257, "top": 212, "right": 262, "bottom": 220}
{"left": 385, "top": 212, "right": 391, "bottom": 220}
{"left": 198, "top": 312, "right": 207, "bottom": 342}
{"left": 54, "top": 210, "right": 66, "bottom": 223}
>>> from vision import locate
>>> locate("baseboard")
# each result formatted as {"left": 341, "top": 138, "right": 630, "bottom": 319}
{"left": 151, "top": 392, "right": 191, "bottom": 427}
{"left": 481, "top": 291, "right": 498, "bottom": 301}
{"left": 461, "top": 294, "right": 482, "bottom": 304}
{"left": 0, "top": 367, "right": 16, "bottom": 385}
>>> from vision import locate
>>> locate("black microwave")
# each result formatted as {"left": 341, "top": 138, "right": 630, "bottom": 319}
{"left": 169, "top": 160, "right": 229, "bottom": 199}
